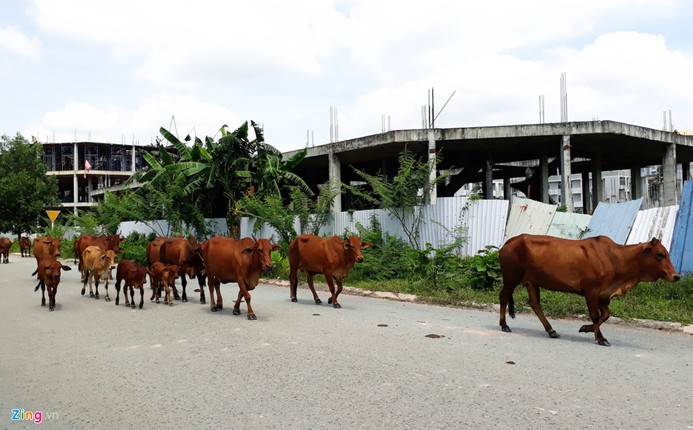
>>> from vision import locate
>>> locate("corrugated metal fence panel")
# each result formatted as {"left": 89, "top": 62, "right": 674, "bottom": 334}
{"left": 547, "top": 212, "right": 592, "bottom": 239}
{"left": 584, "top": 198, "right": 643, "bottom": 244}
{"left": 504, "top": 197, "right": 556, "bottom": 243}
{"left": 463, "top": 199, "right": 509, "bottom": 255}
{"left": 626, "top": 205, "right": 679, "bottom": 250}
{"left": 670, "top": 180, "right": 693, "bottom": 273}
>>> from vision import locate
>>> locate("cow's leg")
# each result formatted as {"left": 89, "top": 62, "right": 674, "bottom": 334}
{"left": 129, "top": 285, "right": 136, "bottom": 309}
{"left": 104, "top": 279, "right": 110, "bottom": 302}
{"left": 115, "top": 280, "right": 121, "bottom": 306}
{"left": 197, "top": 274, "right": 206, "bottom": 304}
{"left": 164, "top": 283, "right": 172, "bottom": 306}
{"left": 48, "top": 285, "right": 56, "bottom": 311}
{"left": 138, "top": 286, "right": 144, "bottom": 309}
{"left": 180, "top": 276, "right": 188, "bottom": 302}
{"left": 324, "top": 275, "right": 340, "bottom": 308}
{"left": 305, "top": 272, "right": 321, "bottom": 304}
{"left": 172, "top": 277, "right": 181, "bottom": 301}
{"left": 580, "top": 294, "right": 611, "bottom": 346}
{"left": 526, "top": 283, "right": 559, "bottom": 338}
{"left": 81, "top": 272, "right": 88, "bottom": 296}
{"left": 499, "top": 275, "right": 520, "bottom": 332}
{"left": 40, "top": 282, "right": 46, "bottom": 307}
{"left": 207, "top": 279, "right": 217, "bottom": 311}
{"left": 235, "top": 282, "right": 256, "bottom": 320}
{"left": 93, "top": 277, "right": 100, "bottom": 299}
{"left": 289, "top": 266, "right": 300, "bottom": 302}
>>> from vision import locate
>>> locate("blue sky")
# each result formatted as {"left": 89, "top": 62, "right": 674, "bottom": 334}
{"left": 1, "top": 0, "right": 692, "bottom": 152}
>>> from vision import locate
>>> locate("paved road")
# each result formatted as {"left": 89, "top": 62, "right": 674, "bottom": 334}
{"left": 0, "top": 255, "right": 691, "bottom": 429}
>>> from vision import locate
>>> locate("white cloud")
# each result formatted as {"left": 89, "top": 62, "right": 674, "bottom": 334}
{"left": 0, "top": 25, "right": 41, "bottom": 59}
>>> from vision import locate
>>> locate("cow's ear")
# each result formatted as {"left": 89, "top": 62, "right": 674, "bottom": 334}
{"left": 649, "top": 237, "right": 660, "bottom": 246}
{"left": 242, "top": 247, "right": 255, "bottom": 254}
{"left": 642, "top": 242, "right": 653, "bottom": 254}
{"left": 361, "top": 241, "right": 372, "bottom": 249}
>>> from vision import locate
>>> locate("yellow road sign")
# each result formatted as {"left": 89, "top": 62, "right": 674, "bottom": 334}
{"left": 46, "top": 210, "right": 61, "bottom": 223}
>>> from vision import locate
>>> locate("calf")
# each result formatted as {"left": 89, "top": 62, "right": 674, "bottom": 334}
{"left": 147, "top": 262, "right": 179, "bottom": 306}
{"left": 0, "top": 237, "right": 11, "bottom": 264}
{"left": 20, "top": 236, "right": 32, "bottom": 258}
{"left": 203, "top": 236, "right": 279, "bottom": 319}
{"left": 115, "top": 260, "right": 149, "bottom": 309}
{"left": 159, "top": 236, "right": 206, "bottom": 303}
{"left": 34, "top": 255, "right": 72, "bottom": 311}
{"left": 81, "top": 246, "right": 117, "bottom": 301}
{"left": 74, "top": 233, "right": 125, "bottom": 281}
{"left": 289, "top": 235, "right": 371, "bottom": 308}
{"left": 499, "top": 234, "right": 681, "bottom": 346}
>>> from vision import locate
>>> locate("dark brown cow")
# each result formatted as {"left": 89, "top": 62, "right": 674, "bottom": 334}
{"left": 74, "top": 234, "right": 125, "bottom": 280}
{"left": 203, "top": 237, "right": 279, "bottom": 319}
{"left": 147, "top": 262, "right": 179, "bottom": 306}
{"left": 0, "top": 237, "right": 11, "bottom": 264}
{"left": 289, "top": 235, "right": 372, "bottom": 308}
{"left": 34, "top": 255, "right": 72, "bottom": 311}
{"left": 20, "top": 236, "right": 32, "bottom": 258}
{"left": 115, "top": 260, "right": 149, "bottom": 309}
{"left": 159, "top": 236, "right": 206, "bottom": 303}
{"left": 146, "top": 236, "right": 167, "bottom": 266}
{"left": 32, "top": 236, "right": 63, "bottom": 276}
{"left": 499, "top": 234, "right": 681, "bottom": 346}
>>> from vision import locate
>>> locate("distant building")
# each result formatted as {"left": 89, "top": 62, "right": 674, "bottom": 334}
{"left": 42, "top": 141, "right": 154, "bottom": 214}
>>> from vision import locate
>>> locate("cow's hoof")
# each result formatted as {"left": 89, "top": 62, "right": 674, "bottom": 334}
{"left": 247, "top": 314, "right": 257, "bottom": 320}
{"left": 291, "top": 297, "right": 297, "bottom": 302}
{"left": 333, "top": 303, "right": 341, "bottom": 309}
{"left": 501, "top": 326, "right": 512, "bottom": 333}
{"left": 41, "top": 302, "right": 46, "bottom": 307}
{"left": 174, "top": 295, "right": 181, "bottom": 301}
{"left": 139, "top": 304, "right": 143, "bottom": 309}
{"left": 131, "top": 304, "right": 136, "bottom": 309}
{"left": 115, "top": 299, "right": 119, "bottom": 305}
{"left": 81, "top": 289, "right": 86, "bottom": 296}
{"left": 90, "top": 292, "right": 95, "bottom": 298}
{"left": 328, "top": 297, "right": 332, "bottom": 304}
{"left": 548, "top": 330, "right": 560, "bottom": 339}
{"left": 216, "top": 304, "right": 223, "bottom": 311}
{"left": 200, "top": 298, "right": 206, "bottom": 305}
{"left": 211, "top": 306, "right": 220, "bottom": 313}
{"left": 597, "top": 339, "right": 611, "bottom": 347}
{"left": 105, "top": 297, "right": 111, "bottom": 302}
{"left": 182, "top": 297, "right": 188, "bottom": 303}
{"left": 169, "top": 303, "right": 173, "bottom": 307}
{"left": 233, "top": 309, "right": 241, "bottom": 315}
{"left": 49, "top": 307, "right": 54, "bottom": 312}
{"left": 509, "top": 312, "right": 516, "bottom": 319}
{"left": 315, "top": 299, "right": 322, "bottom": 305}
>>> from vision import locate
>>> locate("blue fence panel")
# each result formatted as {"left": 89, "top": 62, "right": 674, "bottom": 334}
{"left": 670, "top": 180, "right": 693, "bottom": 273}
{"left": 583, "top": 198, "right": 643, "bottom": 244}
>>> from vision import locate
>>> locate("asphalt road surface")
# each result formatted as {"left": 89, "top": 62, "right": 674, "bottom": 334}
{"left": 1, "top": 255, "right": 691, "bottom": 429}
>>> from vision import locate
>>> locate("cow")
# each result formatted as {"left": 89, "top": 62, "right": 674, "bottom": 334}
{"left": 20, "top": 236, "right": 32, "bottom": 258}
{"left": 74, "top": 233, "right": 125, "bottom": 281}
{"left": 34, "top": 255, "right": 72, "bottom": 311}
{"left": 81, "top": 245, "right": 117, "bottom": 301}
{"left": 114, "top": 260, "right": 148, "bottom": 309}
{"left": 32, "top": 236, "right": 63, "bottom": 276}
{"left": 203, "top": 236, "right": 279, "bottom": 319}
{"left": 159, "top": 236, "right": 206, "bottom": 303}
{"left": 147, "top": 262, "right": 179, "bottom": 306}
{"left": 498, "top": 234, "right": 681, "bottom": 346}
{"left": 289, "top": 234, "right": 372, "bottom": 308}
{"left": 0, "top": 237, "right": 11, "bottom": 264}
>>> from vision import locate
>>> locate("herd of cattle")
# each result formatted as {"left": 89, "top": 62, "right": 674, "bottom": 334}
{"left": 0, "top": 231, "right": 682, "bottom": 346}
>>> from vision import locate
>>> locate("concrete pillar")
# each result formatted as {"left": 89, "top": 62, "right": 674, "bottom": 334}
{"left": 328, "top": 151, "right": 342, "bottom": 213}
{"left": 540, "top": 149, "right": 549, "bottom": 203}
{"left": 73, "top": 142, "right": 79, "bottom": 215}
{"left": 662, "top": 143, "right": 677, "bottom": 205}
{"left": 591, "top": 155, "right": 603, "bottom": 210}
{"left": 131, "top": 145, "right": 136, "bottom": 173}
{"left": 503, "top": 178, "right": 512, "bottom": 200}
{"left": 682, "top": 162, "right": 691, "bottom": 181}
{"left": 560, "top": 135, "right": 574, "bottom": 212}
{"left": 631, "top": 165, "right": 643, "bottom": 200}
{"left": 483, "top": 158, "right": 493, "bottom": 199}
{"left": 427, "top": 130, "right": 438, "bottom": 205}
{"left": 581, "top": 171, "right": 591, "bottom": 214}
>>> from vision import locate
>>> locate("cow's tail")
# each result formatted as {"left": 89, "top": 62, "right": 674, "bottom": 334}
{"left": 508, "top": 295, "right": 516, "bottom": 319}
{"left": 31, "top": 268, "right": 38, "bottom": 277}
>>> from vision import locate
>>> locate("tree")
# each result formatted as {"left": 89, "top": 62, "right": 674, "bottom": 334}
{"left": 0, "top": 134, "right": 60, "bottom": 241}
{"left": 344, "top": 149, "right": 447, "bottom": 249}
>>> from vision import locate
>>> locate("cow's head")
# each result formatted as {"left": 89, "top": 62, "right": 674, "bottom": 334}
{"left": 107, "top": 234, "right": 126, "bottom": 254}
{"left": 41, "top": 237, "right": 63, "bottom": 257}
{"left": 243, "top": 238, "right": 280, "bottom": 272}
{"left": 640, "top": 238, "right": 680, "bottom": 282}
{"left": 42, "top": 259, "right": 72, "bottom": 287}
{"left": 344, "top": 236, "right": 372, "bottom": 263}
{"left": 104, "top": 250, "right": 118, "bottom": 270}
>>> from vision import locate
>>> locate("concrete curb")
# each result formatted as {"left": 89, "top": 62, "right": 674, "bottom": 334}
{"left": 262, "top": 277, "right": 693, "bottom": 335}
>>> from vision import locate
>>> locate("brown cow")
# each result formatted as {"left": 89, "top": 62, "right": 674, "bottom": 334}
{"left": 203, "top": 236, "right": 279, "bottom": 319}
{"left": 32, "top": 236, "right": 62, "bottom": 276}
{"left": 499, "top": 234, "right": 681, "bottom": 346}
{"left": 289, "top": 235, "right": 372, "bottom": 308}
{"left": 81, "top": 246, "right": 117, "bottom": 301}
{"left": 159, "top": 236, "right": 206, "bottom": 303}
{"left": 0, "top": 237, "right": 11, "bottom": 264}
{"left": 74, "top": 234, "right": 125, "bottom": 280}
{"left": 20, "top": 236, "right": 32, "bottom": 258}
{"left": 146, "top": 236, "right": 167, "bottom": 266}
{"left": 34, "top": 255, "right": 72, "bottom": 311}
{"left": 147, "top": 262, "right": 179, "bottom": 306}
{"left": 115, "top": 260, "right": 148, "bottom": 309}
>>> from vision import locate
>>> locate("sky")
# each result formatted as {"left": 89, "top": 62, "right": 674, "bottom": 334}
{"left": 1, "top": 0, "right": 693, "bottom": 153}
